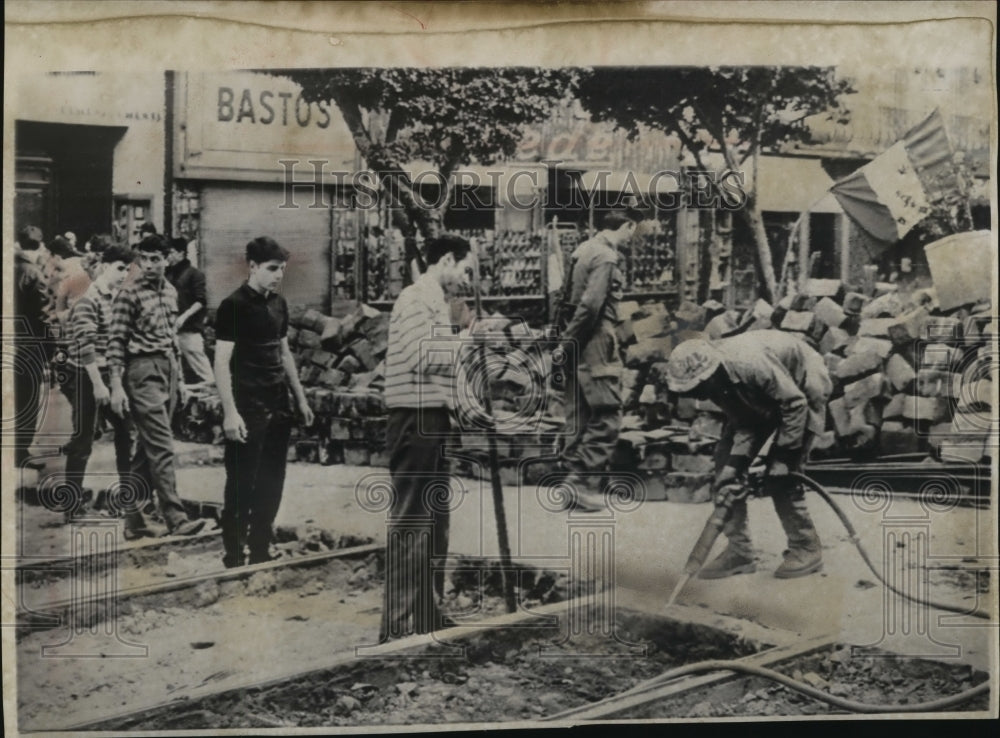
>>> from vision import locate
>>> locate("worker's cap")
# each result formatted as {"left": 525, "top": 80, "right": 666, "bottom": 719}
{"left": 666, "top": 338, "right": 723, "bottom": 393}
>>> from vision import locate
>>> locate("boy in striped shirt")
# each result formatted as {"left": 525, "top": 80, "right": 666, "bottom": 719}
{"left": 60, "top": 246, "right": 133, "bottom": 516}
{"left": 381, "top": 234, "right": 474, "bottom": 640}
{"left": 108, "top": 235, "right": 205, "bottom": 539}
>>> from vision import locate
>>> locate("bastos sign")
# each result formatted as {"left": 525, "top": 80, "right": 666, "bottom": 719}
{"left": 175, "top": 71, "right": 359, "bottom": 183}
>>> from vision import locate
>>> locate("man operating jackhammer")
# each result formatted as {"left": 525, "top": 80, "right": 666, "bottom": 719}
{"left": 665, "top": 330, "right": 833, "bottom": 579}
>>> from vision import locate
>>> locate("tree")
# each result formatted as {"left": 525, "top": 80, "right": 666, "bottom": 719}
{"left": 576, "top": 67, "right": 853, "bottom": 303}
{"left": 277, "top": 68, "right": 578, "bottom": 239}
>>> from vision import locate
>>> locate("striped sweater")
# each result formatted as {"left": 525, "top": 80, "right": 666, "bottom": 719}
{"left": 107, "top": 275, "right": 179, "bottom": 373}
{"left": 384, "top": 273, "right": 458, "bottom": 409}
{"left": 65, "top": 281, "right": 115, "bottom": 370}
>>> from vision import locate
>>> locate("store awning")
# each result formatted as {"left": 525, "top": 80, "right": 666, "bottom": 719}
{"left": 747, "top": 156, "right": 844, "bottom": 214}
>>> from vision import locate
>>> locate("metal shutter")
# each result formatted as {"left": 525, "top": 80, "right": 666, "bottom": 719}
{"left": 200, "top": 183, "right": 330, "bottom": 309}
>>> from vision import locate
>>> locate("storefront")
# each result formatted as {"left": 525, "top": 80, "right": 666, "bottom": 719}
{"left": 12, "top": 71, "right": 166, "bottom": 245}
{"left": 172, "top": 70, "right": 360, "bottom": 311}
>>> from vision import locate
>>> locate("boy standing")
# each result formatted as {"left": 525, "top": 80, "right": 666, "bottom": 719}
{"left": 381, "top": 234, "right": 473, "bottom": 639}
{"left": 60, "top": 246, "right": 134, "bottom": 516}
{"left": 165, "top": 237, "right": 214, "bottom": 384}
{"left": 214, "top": 237, "right": 313, "bottom": 568}
{"left": 108, "top": 234, "right": 205, "bottom": 539}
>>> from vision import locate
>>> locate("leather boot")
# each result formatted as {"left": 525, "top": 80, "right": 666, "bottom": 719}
{"left": 774, "top": 546, "right": 823, "bottom": 578}
{"left": 698, "top": 547, "right": 757, "bottom": 579}
{"left": 772, "top": 486, "right": 823, "bottom": 578}
{"left": 698, "top": 499, "right": 756, "bottom": 578}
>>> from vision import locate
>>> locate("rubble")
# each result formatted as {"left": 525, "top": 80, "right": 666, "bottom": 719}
{"left": 178, "top": 275, "right": 993, "bottom": 483}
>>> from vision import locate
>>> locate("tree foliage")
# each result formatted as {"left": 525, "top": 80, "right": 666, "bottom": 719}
{"left": 278, "top": 68, "right": 578, "bottom": 237}
{"left": 577, "top": 66, "right": 854, "bottom": 301}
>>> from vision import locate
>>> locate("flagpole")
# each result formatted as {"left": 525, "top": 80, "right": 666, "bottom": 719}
{"left": 775, "top": 190, "right": 843, "bottom": 303}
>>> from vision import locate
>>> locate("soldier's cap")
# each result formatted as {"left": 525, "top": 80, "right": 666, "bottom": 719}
{"left": 666, "top": 338, "right": 724, "bottom": 393}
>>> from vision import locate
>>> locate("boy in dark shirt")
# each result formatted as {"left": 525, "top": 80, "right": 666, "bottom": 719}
{"left": 214, "top": 237, "right": 314, "bottom": 567}
{"left": 165, "top": 237, "right": 214, "bottom": 383}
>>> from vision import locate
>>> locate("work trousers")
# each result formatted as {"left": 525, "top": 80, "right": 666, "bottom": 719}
{"left": 713, "top": 424, "right": 821, "bottom": 557}
{"left": 123, "top": 354, "right": 188, "bottom": 531}
{"left": 380, "top": 407, "right": 452, "bottom": 641}
{"left": 59, "top": 364, "right": 132, "bottom": 503}
{"left": 561, "top": 324, "right": 623, "bottom": 482}
{"left": 14, "top": 343, "right": 48, "bottom": 466}
{"left": 221, "top": 388, "right": 293, "bottom": 566}
{"left": 177, "top": 331, "right": 215, "bottom": 384}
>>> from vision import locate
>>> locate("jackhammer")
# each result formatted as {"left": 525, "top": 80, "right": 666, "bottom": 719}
{"left": 664, "top": 472, "right": 762, "bottom": 609}
{"left": 664, "top": 470, "right": 991, "bottom": 622}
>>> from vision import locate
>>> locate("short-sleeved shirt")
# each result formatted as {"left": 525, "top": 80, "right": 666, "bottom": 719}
{"left": 214, "top": 282, "right": 288, "bottom": 396}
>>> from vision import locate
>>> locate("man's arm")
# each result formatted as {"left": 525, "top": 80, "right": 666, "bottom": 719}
{"left": 107, "top": 289, "right": 134, "bottom": 416}
{"left": 562, "top": 260, "right": 613, "bottom": 347}
{"left": 214, "top": 339, "right": 247, "bottom": 442}
{"left": 177, "top": 270, "right": 207, "bottom": 330}
{"left": 69, "top": 297, "right": 110, "bottom": 404}
{"left": 281, "top": 337, "right": 314, "bottom": 426}
{"left": 752, "top": 358, "right": 809, "bottom": 474}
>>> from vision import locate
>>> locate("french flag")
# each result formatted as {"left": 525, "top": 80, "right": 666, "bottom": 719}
{"left": 830, "top": 109, "right": 958, "bottom": 249}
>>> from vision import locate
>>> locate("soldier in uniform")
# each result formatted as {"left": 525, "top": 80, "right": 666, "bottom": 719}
{"left": 665, "top": 331, "right": 833, "bottom": 578}
{"left": 557, "top": 209, "right": 640, "bottom": 511}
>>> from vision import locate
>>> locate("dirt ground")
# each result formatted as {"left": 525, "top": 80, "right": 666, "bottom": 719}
{"left": 88, "top": 610, "right": 761, "bottom": 729}
{"left": 627, "top": 645, "right": 992, "bottom": 717}
{"left": 16, "top": 549, "right": 583, "bottom": 732}
{"left": 17, "top": 552, "right": 383, "bottom": 731}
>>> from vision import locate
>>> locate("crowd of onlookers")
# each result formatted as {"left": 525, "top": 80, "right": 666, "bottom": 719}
{"left": 13, "top": 223, "right": 213, "bottom": 538}
{"left": 14, "top": 221, "right": 322, "bottom": 574}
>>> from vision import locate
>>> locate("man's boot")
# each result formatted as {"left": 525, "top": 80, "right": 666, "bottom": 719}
{"left": 559, "top": 471, "right": 605, "bottom": 513}
{"left": 698, "top": 547, "right": 757, "bottom": 579}
{"left": 772, "top": 487, "right": 822, "bottom": 579}
{"left": 698, "top": 499, "right": 756, "bottom": 579}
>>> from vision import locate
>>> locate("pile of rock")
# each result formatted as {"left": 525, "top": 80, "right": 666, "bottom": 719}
{"left": 176, "top": 273, "right": 994, "bottom": 485}
{"left": 287, "top": 303, "right": 390, "bottom": 466}
{"left": 782, "top": 280, "right": 995, "bottom": 465}
{"left": 611, "top": 279, "right": 994, "bottom": 502}
{"left": 175, "top": 302, "right": 393, "bottom": 466}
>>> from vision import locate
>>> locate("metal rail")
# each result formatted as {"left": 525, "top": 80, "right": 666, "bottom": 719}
{"left": 17, "top": 542, "right": 383, "bottom": 633}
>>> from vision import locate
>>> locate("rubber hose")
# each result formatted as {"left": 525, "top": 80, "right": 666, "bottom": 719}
{"left": 791, "top": 472, "right": 992, "bottom": 621}
{"left": 545, "top": 659, "right": 990, "bottom": 720}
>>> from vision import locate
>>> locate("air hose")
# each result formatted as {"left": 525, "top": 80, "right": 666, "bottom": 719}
{"left": 544, "top": 472, "right": 993, "bottom": 720}
{"left": 790, "top": 472, "right": 992, "bottom": 621}
{"left": 545, "top": 659, "right": 990, "bottom": 720}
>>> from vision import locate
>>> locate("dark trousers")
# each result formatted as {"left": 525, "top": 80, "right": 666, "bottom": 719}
{"left": 713, "top": 424, "right": 820, "bottom": 557}
{"left": 59, "top": 364, "right": 132, "bottom": 499}
{"left": 380, "top": 407, "right": 452, "bottom": 641}
{"left": 124, "top": 354, "right": 188, "bottom": 531}
{"left": 561, "top": 325, "right": 623, "bottom": 479}
{"left": 221, "top": 389, "right": 293, "bottom": 565}
{"left": 14, "top": 343, "right": 47, "bottom": 465}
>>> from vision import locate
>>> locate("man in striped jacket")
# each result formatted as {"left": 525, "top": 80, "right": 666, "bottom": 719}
{"left": 59, "top": 246, "right": 134, "bottom": 517}
{"left": 381, "top": 234, "right": 474, "bottom": 640}
{"left": 108, "top": 235, "right": 205, "bottom": 539}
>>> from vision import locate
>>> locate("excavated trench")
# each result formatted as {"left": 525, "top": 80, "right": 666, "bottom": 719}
{"left": 83, "top": 608, "right": 765, "bottom": 730}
